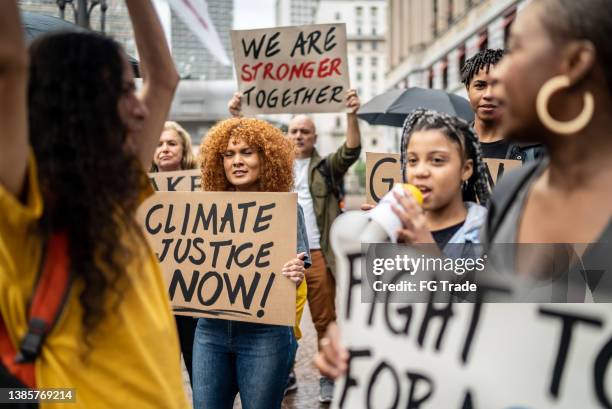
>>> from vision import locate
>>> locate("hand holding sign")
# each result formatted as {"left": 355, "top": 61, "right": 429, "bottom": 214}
{"left": 314, "top": 322, "right": 349, "bottom": 380}
{"left": 228, "top": 91, "right": 242, "bottom": 118}
{"left": 346, "top": 89, "right": 360, "bottom": 115}
{"left": 282, "top": 252, "right": 306, "bottom": 285}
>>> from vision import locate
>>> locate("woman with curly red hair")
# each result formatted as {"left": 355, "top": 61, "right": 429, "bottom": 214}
{"left": 193, "top": 117, "right": 311, "bottom": 409}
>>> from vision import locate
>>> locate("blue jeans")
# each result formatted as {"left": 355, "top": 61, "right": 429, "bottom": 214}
{"left": 192, "top": 318, "right": 296, "bottom": 409}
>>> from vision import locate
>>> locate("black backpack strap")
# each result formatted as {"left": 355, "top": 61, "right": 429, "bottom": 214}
{"left": 483, "top": 161, "right": 544, "bottom": 247}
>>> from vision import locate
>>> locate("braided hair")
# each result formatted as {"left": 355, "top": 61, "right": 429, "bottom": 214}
{"left": 460, "top": 49, "right": 506, "bottom": 88}
{"left": 400, "top": 108, "right": 490, "bottom": 205}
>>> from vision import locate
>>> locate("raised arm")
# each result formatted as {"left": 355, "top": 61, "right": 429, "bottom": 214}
{"left": 0, "top": 1, "right": 29, "bottom": 197}
{"left": 126, "top": 0, "right": 180, "bottom": 168}
{"left": 345, "top": 89, "right": 362, "bottom": 149}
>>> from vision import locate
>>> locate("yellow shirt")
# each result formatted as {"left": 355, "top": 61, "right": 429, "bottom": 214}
{"left": 0, "top": 156, "right": 189, "bottom": 409}
{"left": 294, "top": 279, "right": 307, "bottom": 340}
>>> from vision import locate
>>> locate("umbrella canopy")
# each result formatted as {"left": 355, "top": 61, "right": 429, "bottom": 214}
{"left": 358, "top": 87, "right": 474, "bottom": 127}
{"left": 21, "top": 12, "right": 140, "bottom": 77}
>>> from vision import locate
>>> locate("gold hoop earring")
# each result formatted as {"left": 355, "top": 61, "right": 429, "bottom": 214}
{"left": 536, "top": 75, "right": 594, "bottom": 135}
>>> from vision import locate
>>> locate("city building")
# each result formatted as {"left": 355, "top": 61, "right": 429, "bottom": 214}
{"left": 171, "top": 0, "right": 233, "bottom": 80}
{"left": 19, "top": 0, "right": 235, "bottom": 145}
{"left": 382, "top": 0, "right": 528, "bottom": 153}
{"left": 19, "top": 0, "right": 138, "bottom": 57}
{"left": 386, "top": 0, "right": 528, "bottom": 95}
{"left": 313, "top": 0, "right": 392, "bottom": 162}
{"left": 275, "top": 0, "right": 320, "bottom": 26}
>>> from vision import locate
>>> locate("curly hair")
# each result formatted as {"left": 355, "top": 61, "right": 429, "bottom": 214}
{"left": 150, "top": 121, "right": 197, "bottom": 172}
{"left": 460, "top": 49, "right": 506, "bottom": 88}
{"left": 199, "top": 117, "right": 294, "bottom": 192}
{"left": 400, "top": 108, "right": 490, "bottom": 205}
{"left": 28, "top": 31, "right": 147, "bottom": 346}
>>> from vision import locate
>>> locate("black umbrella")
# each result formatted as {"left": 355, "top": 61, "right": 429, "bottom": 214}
{"left": 21, "top": 12, "right": 140, "bottom": 77}
{"left": 358, "top": 87, "right": 474, "bottom": 127}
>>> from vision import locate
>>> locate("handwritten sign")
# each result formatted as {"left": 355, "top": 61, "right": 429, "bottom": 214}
{"left": 137, "top": 192, "right": 297, "bottom": 326}
{"left": 230, "top": 23, "right": 350, "bottom": 114}
{"left": 330, "top": 211, "right": 612, "bottom": 409}
{"left": 148, "top": 169, "right": 201, "bottom": 192}
{"left": 365, "top": 152, "right": 521, "bottom": 204}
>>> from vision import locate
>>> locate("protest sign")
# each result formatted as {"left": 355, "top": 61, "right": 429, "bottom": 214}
{"left": 137, "top": 192, "right": 297, "bottom": 326}
{"left": 330, "top": 211, "right": 612, "bottom": 409}
{"left": 365, "top": 152, "right": 522, "bottom": 204}
{"left": 148, "top": 169, "right": 202, "bottom": 192}
{"left": 230, "top": 23, "right": 350, "bottom": 115}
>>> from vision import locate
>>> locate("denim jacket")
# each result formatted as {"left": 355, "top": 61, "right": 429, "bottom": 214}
{"left": 442, "top": 202, "right": 488, "bottom": 259}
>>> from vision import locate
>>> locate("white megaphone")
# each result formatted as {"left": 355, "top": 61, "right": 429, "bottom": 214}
{"left": 360, "top": 183, "right": 424, "bottom": 243}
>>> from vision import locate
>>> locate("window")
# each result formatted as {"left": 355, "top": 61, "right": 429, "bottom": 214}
{"left": 503, "top": 8, "right": 517, "bottom": 47}
{"left": 433, "top": 0, "right": 439, "bottom": 37}
{"left": 356, "top": 41, "right": 362, "bottom": 50}
{"left": 371, "top": 41, "right": 378, "bottom": 50}
{"left": 371, "top": 56, "right": 378, "bottom": 67}
{"left": 356, "top": 56, "right": 363, "bottom": 66}
{"left": 357, "top": 27, "right": 362, "bottom": 35}
{"left": 356, "top": 6, "right": 363, "bottom": 17}
{"left": 428, "top": 67, "right": 434, "bottom": 89}
{"left": 372, "top": 27, "right": 377, "bottom": 36}
{"left": 458, "top": 45, "right": 466, "bottom": 76}
{"left": 335, "top": 12, "right": 341, "bottom": 21}
{"left": 356, "top": 72, "right": 362, "bottom": 81}
{"left": 448, "top": 0, "right": 454, "bottom": 24}
{"left": 372, "top": 138, "right": 378, "bottom": 147}
{"left": 478, "top": 29, "right": 488, "bottom": 51}
{"left": 441, "top": 58, "right": 448, "bottom": 89}
{"left": 335, "top": 116, "right": 342, "bottom": 128}
{"left": 371, "top": 72, "right": 377, "bottom": 81}
{"left": 357, "top": 87, "right": 363, "bottom": 95}
{"left": 371, "top": 6, "right": 377, "bottom": 17}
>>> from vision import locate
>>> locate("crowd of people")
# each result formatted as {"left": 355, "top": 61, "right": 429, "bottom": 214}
{"left": 0, "top": 0, "right": 610, "bottom": 408}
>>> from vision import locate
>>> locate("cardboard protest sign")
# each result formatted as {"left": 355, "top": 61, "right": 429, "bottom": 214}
{"left": 230, "top": 23, "right": 350, "bottom": 115}
{"left": 330, "top": 211, "right": 612, "bottom": 409}
{"left": 137, "top": 192, "right": 297, "bottom": 326}
{"left": 148, "top": 169, "right": 201, "bottom": 192}
{"left": 365, "top": 152, "right": 401, "bottom": 205}
{"left": 483, "top": 158, "right": 521, "bottom": 190}
{"left": 365, "top": 152, "right": 522, "bottom": 204}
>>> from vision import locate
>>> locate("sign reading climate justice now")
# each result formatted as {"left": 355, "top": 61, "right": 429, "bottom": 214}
{"left": 230, "top": 23, "right": 350, "bottom": 114}
{"left": 365, "top": 152, "right": 522, "bottom": 204}
{"left": 140, "top": 171, "right": 297, "bottom": 326}
{"left": 329, "top": 212, "right": 612, "bottom": 409}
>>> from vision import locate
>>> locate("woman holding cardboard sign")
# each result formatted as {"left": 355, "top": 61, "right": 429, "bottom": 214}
{"left": 193, "top": 117, "right": 310, "bottom": 409}
{"left": 150, "top": 120, "right": 198, "bottom": 385}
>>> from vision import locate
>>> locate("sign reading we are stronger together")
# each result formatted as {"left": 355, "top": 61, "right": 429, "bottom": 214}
{"left": 139, "top": 170, "right": 297, "bottom": 326}
{"left": 230, "top": 23, "right": 350, "bottom": 114}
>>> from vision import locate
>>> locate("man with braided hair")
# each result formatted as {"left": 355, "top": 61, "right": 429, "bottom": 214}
{"left": 461, "top": 49, "right": 545, "bottom": 162}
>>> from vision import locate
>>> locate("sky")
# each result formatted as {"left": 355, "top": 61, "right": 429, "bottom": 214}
{"left": 233, "top": 0, "right": 276, "bottom": 29}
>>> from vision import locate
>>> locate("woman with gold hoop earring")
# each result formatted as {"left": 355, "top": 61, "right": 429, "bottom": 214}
{"left": 484, "top": 0, "right": 612, "bottom": 299}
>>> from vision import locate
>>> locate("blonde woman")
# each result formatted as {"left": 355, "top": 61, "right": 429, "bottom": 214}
{"left": 151, "top": 121, "right": 197, "bottom": 172}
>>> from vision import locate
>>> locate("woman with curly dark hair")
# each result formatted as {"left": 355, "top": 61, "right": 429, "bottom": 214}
{"left": 193, "top": 117, "right": 310, "bottom": 409}
{"left": 0, "top": 1, "right": 189, "bottom": 407}
{"left": 485, "top": 0, "right": 612, "bottom": 291}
